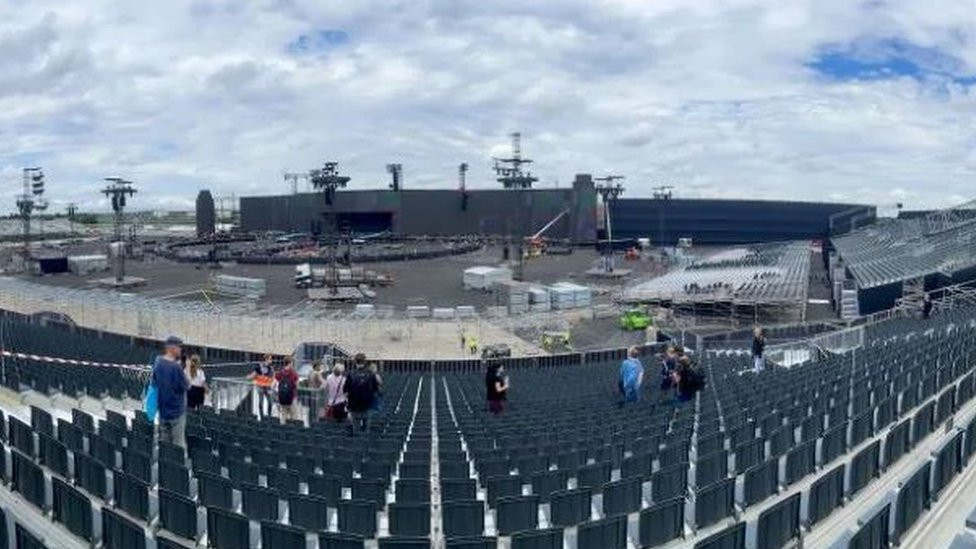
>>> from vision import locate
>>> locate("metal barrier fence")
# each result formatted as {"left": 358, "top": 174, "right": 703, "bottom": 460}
{"left": 209, "top": 376, "right": 340, "bottom": 426}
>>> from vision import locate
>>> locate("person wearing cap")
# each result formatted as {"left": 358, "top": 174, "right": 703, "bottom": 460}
{"left": 153, "top": 336, "right": 190, "bottom": 447}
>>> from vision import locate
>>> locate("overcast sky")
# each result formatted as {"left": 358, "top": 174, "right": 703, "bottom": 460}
{"left": 2, "top": 0, "right": 975, "bottom": 215}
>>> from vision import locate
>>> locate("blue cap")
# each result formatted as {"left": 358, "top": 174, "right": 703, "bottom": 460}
{"left": 164, "top": 335, "right": 183, "bottom": 347}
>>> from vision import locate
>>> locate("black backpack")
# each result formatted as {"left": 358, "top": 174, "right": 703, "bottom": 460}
{"left": 685, "top": 367, "right": 707, "bottom": 393}
{"left": 345, "top": 369, "right": 375, "bottom": 410}
{"left": 278, "top": 374, "right": 297, "bottom": 405}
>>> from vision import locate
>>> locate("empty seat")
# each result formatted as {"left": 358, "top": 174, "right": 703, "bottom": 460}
{"left": 307, "top": 474, "right": 343, "bottom": 503}
{"left": 530, "top": 469, "right": 568, "bottom": 502}
{"left": 756, "top": 493, "right": 800, "bottom": 549}
{"left": 51, "top": 477, "right": 93, "bottom": 542}
{"left": 486, "top": 475, "right": 523, "bottom": 506}
{"left": 197, "top": 471, "right": 233, "bottom": 510}
{"left": 603, "top": 477, "right": 642, "bottom": 516}
{"left": 576, "top": 462, "right": 611, "bottom": 491}
{"left": 441, "top": 478, "right": 477, "bottom": 502}
{"left": 338, "top": 499, "right": 377, "bottom": 537}
{"left": 389, "top": 503, "right": 430, "bottom": 537}
{"left": 550, "top": 488, "right": 591, "bottom": 527}
{"left": 495, "top": 495, "right": 539, "bottom": 535}
{"left": 12, "top": 450, "right": 46, "bottom": 510}
{"left": 158, "top": 488, "right": 198, "bottom": 540}
{"left": 806, "top": 464, "right": 845, "bottom": 527}
{"left": 511, "top": 527, "right": 563, "bottom": 549}
{"left": 578, "top": 515, "right": 628, "bottom": 549}
{"left": 261, "top": 521, "right": 307, "bottom": 549}
{"left": 206, "top": 507, "right": 250, "bottom": 549}
{"left": 102, "top": 507, "right": 147, "bottom": 549}
{"left": 396, "top": 479, "right": 430, "bottom": 503}
{"left": 73, "top": 452, "right": 107, "bottom": 500}
{"left": 445, "top": 537, "right": 497, "bottom": 549}
{"left": 158, "top": 459, "right": 191, "bottom": 497}
{"left": 352, "top": 478, "right": 387, "bottom": 504}
{"left": 639, "top": 497, "right": 685, "bottom": 547}
{"left": 16, "top": 523, "right": 47, "bottom": 549}
{"left": 848, "top": 503, "right": 890, "bottom": 549}
{"left": 318, "top": 532, "right": 366, "bottom": 549}
{"left": 242, "top": 484, "right": 280, "bottom": 522}
{"left": 113, "top": 470, "right": 150, "bottom": 520}
{"left": 694, "top": 521, "right": 745, "bottom": 549}
{"left": 288, "top": 493, "right": 330, "bottom": 532}
{"left": 443, "top": 500, "right": 485, "bottom": 538}
{"left": 377, "top": 537, "right": 430, "bottom": 548}
{"left": 267, "top": 467, "right": 302, "bottom": 495}
{"left": 651, "top": 463, "right": 688, "bottom": 502}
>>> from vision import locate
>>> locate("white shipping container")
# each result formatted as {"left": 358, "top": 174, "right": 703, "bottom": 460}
{"left": 432, "top": 308, "right": 455, "bottom": 320}
{"left": 67, "top": 254, "right": 109, "bottom": 275}
{"left": 463, "top": 266, "right": 512, "bottom": 290}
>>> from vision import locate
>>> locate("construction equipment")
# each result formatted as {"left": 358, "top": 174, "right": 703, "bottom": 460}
{"left": 619, "top": 308, "right": 652, "bottom": 331}
{"left": 540, "top": 331, "right": 572, "bottom": 353}
{"left": 525, "top": 209, "right": 570, "bottom": 257}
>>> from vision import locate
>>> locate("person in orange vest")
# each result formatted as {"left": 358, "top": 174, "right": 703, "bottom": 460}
{"left": 247, "top": 354, "right": 276, "bottom": 419}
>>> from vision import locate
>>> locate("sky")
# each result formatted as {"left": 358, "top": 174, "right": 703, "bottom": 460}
{"left": 1, "top": 0, "right": 975, "bottom": 215}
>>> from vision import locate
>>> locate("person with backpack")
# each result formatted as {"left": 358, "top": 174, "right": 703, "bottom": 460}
{"left": 344, "top": 353, "right": 379, "bottom": 435}
{"left": 153, "top": 336, "right": 190, "bottom": 447}
{"left": 275, "top": 356, "right": 299, "bottom": 424}
{"left": 660, "top": 346, "right": 679, "bottom": 391}
{"left": 618, "top": 346, "right": 644, "bottom": 405}
{"left": 673, "top": 355, "right": 705, "bottom": 403}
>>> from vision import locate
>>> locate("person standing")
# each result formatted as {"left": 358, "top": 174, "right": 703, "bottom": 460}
{"left": 186, "top": 355, "right": 207, "bottom": 410}
{"left": 345, "top": 354, "right": 379, "bottom": 435}
{"left": 247, "top": 355, "right": 275, "bottom": 419}
{"left": 308, "top": 360, "right": 325, "bottom": 390}
{"left": 752, "top": 327, "right": 766, "bottom": 373}
{"left": 660, "top": 346, "right": 679, "bottom": 391}
{"left": 922, "top": 295, "right": 933, "bottom": 319}
{"left": 275, "top": 357, "right": 300, "bottom": 424}
{"left": 485, "top": 363, "right": 509, "bottom": 415}
{"left": 619, "top": 346, "right": 644, "bottom": 405}
{"left": 323, "top": 363, "right": 348, "bottom": 421}
{"left": 369, "top": 363, "right": 384, "bottom": 413}
{"left": 154, "top": 336, "right": 190, "bottom": 447}
{"left": 672, "top": 355, "right": 701, "bottom": 403}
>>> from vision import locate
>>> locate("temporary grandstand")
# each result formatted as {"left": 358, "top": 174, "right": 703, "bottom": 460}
{"left": 0, "top": 287, "right": 975, "bottom": 547}
{"left": 831, "top": 199, "right": 976, "bottom": 315}
{"left": 620, "top": 241, "right": 811, "bottom": 322}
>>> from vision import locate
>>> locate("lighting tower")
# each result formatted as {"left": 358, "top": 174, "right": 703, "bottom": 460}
{"left": 66, "top": 203, "right": 77, "bottom": 235}
{"left": 652, "top": 185, "right": 674, "bottom": 249}
{"left": 595, "top": 176, "right": 625, "bottom": 272}
{"left": 101, "top": 178, "right": 137, "bottom": 284}
{"left": 284, "top": 172, "right": 310, "bottom": 195}
{"left": 16, "top": 167, "right": 44, "bottom": 259}
{"left": 458, "top": 163, "right": 469, "bottom": 210}
{"left": 310, "top": 162, "right": 351, "bottom": 293}
{"left": 386, "top": 163, "right": 403, "bottom": 192}
{"left": 493, "top": 132, "right": 537, "bottom": 190}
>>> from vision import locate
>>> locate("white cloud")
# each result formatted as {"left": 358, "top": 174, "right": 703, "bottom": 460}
{"left": 1, "top": 0, "right": 975, "bottom": 214}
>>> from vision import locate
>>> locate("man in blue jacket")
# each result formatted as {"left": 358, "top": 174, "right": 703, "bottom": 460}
{"left": 619, "top": 346, "right": 644, "bottom": 405}
{"left": 153, "top": 336, "right": 190, "bottom": 447}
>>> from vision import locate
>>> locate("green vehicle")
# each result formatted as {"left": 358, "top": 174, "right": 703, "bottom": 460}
{"left": 619, "top": 309, "right": 652, "bottom": 331}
